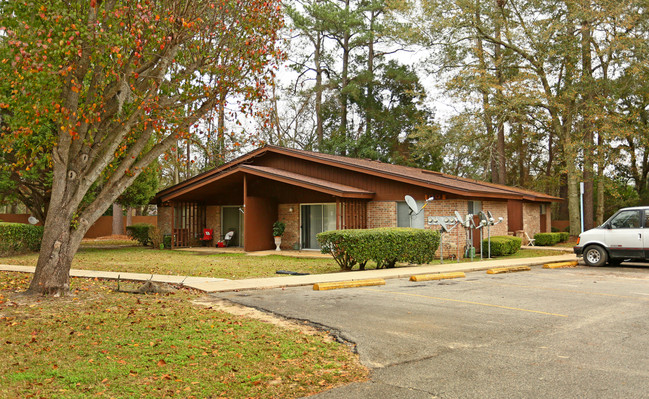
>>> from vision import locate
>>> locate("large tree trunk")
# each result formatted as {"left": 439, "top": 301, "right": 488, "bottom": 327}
{"left": 338, "top": 0, "right": 351, "bottom": 155}
{"left": 112, "top": 203, "right": 123, "bottom": 235}
{"left": 474, "top": 2, "right": 497, "bottom": 183}
{"left": 562, "top": 128, "right": 582, "bottom": 235}
{"left": 27, "top": 207, "right": 85, "bottom": 296}
{"left": 494, "top": 0, "right": 506, "bottom": 185}
{"left": 596, "top": 162, "right": 605, "bottom": 225}
{"left": 581, "top": 18, "right": 594, "bottom": 230}
{"left": 314, "top": 32, "right": 324, "bottom": 149}
{"left": 126, "top": 206, "right": 133, "bottom": 227}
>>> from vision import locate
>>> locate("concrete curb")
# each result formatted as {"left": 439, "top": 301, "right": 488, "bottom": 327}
{"left": 410, "top": 272, "right": 465, "bottom": 282}
{"left": 543, "top": 261, "right": 579, "bottom": 269}
{"left": 313, "top": 279, "right": 386, "bottom": 291}
{"left": 486, "top": 266, "right": 531, "bottom": 274}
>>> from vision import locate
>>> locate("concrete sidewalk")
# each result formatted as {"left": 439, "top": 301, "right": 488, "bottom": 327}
{"left": 0, "top": 252, "right": 578, "bottom": 293}
{"left": 0, "top": 265, "right": 228, "bottom": 287}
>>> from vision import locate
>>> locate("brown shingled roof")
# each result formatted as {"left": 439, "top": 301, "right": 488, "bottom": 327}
{"left": 265, "top": 146, "right": 560, "bottom": 202}
{"left": 154, "top": 145, "right": 561, "bottom": 203}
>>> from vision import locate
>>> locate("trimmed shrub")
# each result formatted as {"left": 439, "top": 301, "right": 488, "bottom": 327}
{"left": 559, "top": 232, "right": 569, "bottom": 242}
{"left": 149, "top": 226, "right": 163, "bottom": 249}
{"left": 481, "top": 235, "right": 522, "bottom": 256}
{"left": 317, "top": 228, "right": 441, "bottom": 271}
{"left": 126, "top": 223, "right": 154, "bottom": 246}
{"left": 551, "top": 226, "right": 559, "bottom": 232}
{"left": 534, "top": 232, "right": 561, "bottom": 246}
{"left": 0, "top": 222, "right": 44, "bottom": 255}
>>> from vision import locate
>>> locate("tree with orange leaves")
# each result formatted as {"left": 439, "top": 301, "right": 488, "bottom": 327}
{"left": 0, "top": 0, "right": 283, "bottom": 295}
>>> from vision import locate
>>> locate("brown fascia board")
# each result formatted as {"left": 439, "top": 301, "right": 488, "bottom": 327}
{"left": 159, "top": 164, "right": 375, "bottom": 202}
{"left": 263, "top": 146, "right": 545, "bottom": 201}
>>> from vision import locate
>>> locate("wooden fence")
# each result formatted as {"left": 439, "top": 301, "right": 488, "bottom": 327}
{"left": 0, "top": 214, "right": 157, "bottom": 239}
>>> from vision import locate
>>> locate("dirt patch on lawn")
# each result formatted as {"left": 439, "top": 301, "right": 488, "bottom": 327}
{"left": 193, "top": 296, "right": 325, "bottom": 337}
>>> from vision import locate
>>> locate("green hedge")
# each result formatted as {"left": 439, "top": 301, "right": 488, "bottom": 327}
{"left": 534, "top": 232, "right": 561, "bottom": 246}
{"left": 481, "top": 235, "right": 522, "bottom": 256}
{"left": 0, "top": 222, "right": 44, "bottom": 254}
{"left": 126, "top": 223, "right": 154, "bottom": 246}
{"left": 317, "top": 228, "right": 441, "bottom": 271}
{"left": 559, "top": 232, "right": 569, "bottom": 242}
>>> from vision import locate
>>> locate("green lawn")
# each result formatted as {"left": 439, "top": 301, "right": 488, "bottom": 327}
{"left": 1, "top": 246, "right": 569, "bottom": 279}
{"left": 0, "top": 272, "right": 367, "bottom": 398}
{"left": 1, "top": 248, "right": 342, "bottom": 279}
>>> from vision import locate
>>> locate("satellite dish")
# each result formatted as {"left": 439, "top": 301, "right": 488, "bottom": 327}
{"left": 438, "top": 218, "right": 449, "bottom": 233}
{"left": 454, "top": 211, "right": 465, "bottom": 227}
{"left": 479, "top": 211, "right": 488, "bottom": 223}
{"left": 28, "top": 216, "right": 38, "bottom": 225}
{"left": 404, "top": 195, "right": 419, "bottom": 214}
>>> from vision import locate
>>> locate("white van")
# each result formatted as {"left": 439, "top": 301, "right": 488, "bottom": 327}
{"left": 574, "top": 206, "right": 649, "bottom": 266}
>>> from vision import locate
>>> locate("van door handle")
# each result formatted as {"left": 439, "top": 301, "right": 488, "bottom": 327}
{"left": 639, "top": 233, "right": 642, "bottom": 240}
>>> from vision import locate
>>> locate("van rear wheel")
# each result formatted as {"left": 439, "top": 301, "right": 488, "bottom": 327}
{"left": 584, "top": 246, "right": 607, "bottom": 267}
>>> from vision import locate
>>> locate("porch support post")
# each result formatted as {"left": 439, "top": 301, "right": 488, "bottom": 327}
{"left": 336, "top": 198, "right": 341, "bottom": 230}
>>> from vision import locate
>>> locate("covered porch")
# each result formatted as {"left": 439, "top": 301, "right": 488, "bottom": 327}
{"left": 156, "top": 165, "right": 374, "bottom": 251}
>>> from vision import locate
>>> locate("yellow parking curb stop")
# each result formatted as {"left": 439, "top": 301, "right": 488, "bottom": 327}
{"left": 543, "top": 261, "right": 578, "bottom": 269}
{"left": 487, "top": 266, "right": 531, "bottom": 274}
{"left": 410, "top": 272, "right": 466, "bottom": 282}
{"left": 313, "top": 278, "right": 386, "bottom": 291}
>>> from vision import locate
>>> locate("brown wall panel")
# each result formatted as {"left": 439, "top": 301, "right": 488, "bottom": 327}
{"left": 244, "top": 196, "right": 277, "bottom": 251}
{"left": 246, "top": 176, "right": 337, "bottom": 204}
{"left": 507, "top": 200, "right": 523, "bottom": 232}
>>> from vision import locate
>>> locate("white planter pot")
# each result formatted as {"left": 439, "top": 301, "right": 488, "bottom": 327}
{"left": 274, "top": 236, "right": 282, "bottom": 251}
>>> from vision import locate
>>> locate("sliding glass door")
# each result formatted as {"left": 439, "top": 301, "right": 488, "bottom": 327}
{"left": 301, "top": 204, "right": 336, "bottom": 249}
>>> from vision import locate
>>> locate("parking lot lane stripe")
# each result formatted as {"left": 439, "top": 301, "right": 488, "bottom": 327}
{"left": 360, "top": 288, "right": 568, "bottom": 318}
{"left": 479, "top": 282, "right": 649, "bottom": 301}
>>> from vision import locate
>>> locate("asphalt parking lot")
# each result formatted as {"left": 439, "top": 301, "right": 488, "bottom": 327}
{"left": 214, "top": 264, "right": 649, "bottom": 398}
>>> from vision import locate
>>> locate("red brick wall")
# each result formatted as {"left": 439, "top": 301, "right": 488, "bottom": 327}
{"left": 424, "top": 199, "right": 468, "bottom": 259}
{"left": 367, "top": 201, "right": 396, "bottom": 228}
{"left": 206, "top": 206, "right": 221, "bottom": 239}
{"left": 278, "top": 203, "right": 299, "bottom": 250}
{"left": 523, "top": 202, "right": 541, "bottom": 238}
{"left": 483, "top": 201, "right": 508, "bottom": 237}
{"left": 158, "top": 206, "right": 173, "bottom": 236}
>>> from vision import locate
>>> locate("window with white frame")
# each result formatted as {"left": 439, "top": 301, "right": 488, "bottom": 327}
{"left": 397, "top": 201, "right": 425, "bottom": 228}
{"left": 468, "top": 200, "right": 482, "bottom": 215}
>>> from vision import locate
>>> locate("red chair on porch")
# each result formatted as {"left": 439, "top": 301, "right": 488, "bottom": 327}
{"left": 200, "top": 229, "right": 213, "bottom": 245}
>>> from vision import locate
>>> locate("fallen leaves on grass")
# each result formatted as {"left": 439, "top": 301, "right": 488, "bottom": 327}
{"left": 0, "top": 272, "right": 368, "bottom": 398}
